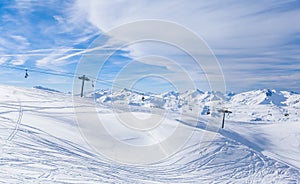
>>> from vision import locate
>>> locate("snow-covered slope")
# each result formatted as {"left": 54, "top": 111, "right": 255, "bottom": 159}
{"left": 227, "top": 89, "right": 299, "bottom": 122}
{"left": 0, "top": 85, "right": 299, "bottom": 183}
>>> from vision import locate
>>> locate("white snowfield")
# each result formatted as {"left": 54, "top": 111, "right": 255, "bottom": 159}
{"left": 0, "top": 85, "right": 299, "bottom": 183}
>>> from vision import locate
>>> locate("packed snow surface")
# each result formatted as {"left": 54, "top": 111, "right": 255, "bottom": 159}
{"left": 0, "top": 85, "right": 299, "bottom": 183}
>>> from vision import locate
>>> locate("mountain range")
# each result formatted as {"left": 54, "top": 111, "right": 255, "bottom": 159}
{"left": 84, "top": 88, "right": 300, "bottom": 123}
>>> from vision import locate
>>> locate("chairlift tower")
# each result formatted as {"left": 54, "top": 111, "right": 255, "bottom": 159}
{"left": 78, "top": 75, "right": 90, "bottom": 97}
{"left": 218, "top": 109, "right": 232, "bottom": 129}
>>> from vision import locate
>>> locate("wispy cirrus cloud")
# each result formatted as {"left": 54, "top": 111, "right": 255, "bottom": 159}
{"left": 1, "top": 0, "right": 300, "bottom": 92}
{"left": 0, "top": 57, "right": 8, "bottom": 64}
{"left": 76, "top": 0, "right": 300, "bottom": 92}
{"left": 0, "top": 0, "right": 102, "bottom": 91}
{"left": 1, "top": 0, "right": 101, "bottom": 67}
{"left": 10, "top": 55, "right": 28, "bottom": 66}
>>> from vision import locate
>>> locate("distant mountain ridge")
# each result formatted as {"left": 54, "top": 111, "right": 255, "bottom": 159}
{"left": 86, "top": 88, "right": 300, "bottom": 123}
{"left": 33, "top": 86, "right": 62, "bottom": 93}
{"left": 86, "top": 88, "right": 300, "bottom": 106}
{"left": 34, "top": 85, "right": 300, "bottom": 122}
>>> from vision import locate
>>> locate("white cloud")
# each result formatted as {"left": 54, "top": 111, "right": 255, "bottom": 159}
{"left": 75, "top": 0, "right": 300, "bottom": 92}
{"left": 77, "top": 0, "right": 300, "bottom": 47}
{"left": 4, "top": 1, "right": 298, "bottom": 92}
{"left": 10, "top": 55, "right": 28, "bottom": 65}
{"left": 0, "top": 35, "right": 30, "bottom": 52}
{"left": 0, "top": 57, "right": 8, "bottom": 64}
{"left": 35, "top": 47, "right": 78, "bottom": 68}
{"left": 35, "top": 46, "right": 120, "bottom": 69}
{"left": 10, "top": 35, "right": 30, "bottom": 45}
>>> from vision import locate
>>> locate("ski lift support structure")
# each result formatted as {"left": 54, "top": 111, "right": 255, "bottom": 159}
{"left": 218, "top": 109, "right": 232, "bottom": 129}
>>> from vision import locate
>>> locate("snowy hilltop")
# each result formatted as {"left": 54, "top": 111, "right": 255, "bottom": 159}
{"left": 0, "top": 84, "right": 299, "bottom": 183}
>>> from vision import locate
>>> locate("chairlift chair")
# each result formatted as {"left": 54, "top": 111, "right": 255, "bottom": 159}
{"left": 25, "top": 69, "right": 29, "bottom": 78}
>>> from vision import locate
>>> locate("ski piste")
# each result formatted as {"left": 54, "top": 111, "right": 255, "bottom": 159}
{"left": 0, "top": 85, "right": 299, "bottom": 183}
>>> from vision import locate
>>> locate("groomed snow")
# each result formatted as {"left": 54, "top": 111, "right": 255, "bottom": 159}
{"left": 0, "top": 85, "right": 299, "bottom": 183}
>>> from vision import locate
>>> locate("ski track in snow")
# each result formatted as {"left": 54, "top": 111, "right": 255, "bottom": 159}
{"left": 0, "top": 85, "right": 299, "bottom": 183}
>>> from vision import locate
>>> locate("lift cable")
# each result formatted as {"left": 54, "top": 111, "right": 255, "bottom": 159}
{"left": 0, "top": 63, "right": 153, "bottom": 95}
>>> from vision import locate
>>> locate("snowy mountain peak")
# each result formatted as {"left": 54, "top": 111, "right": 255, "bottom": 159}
{"left": 229, "top": 89, "right": 286, "bottom": 106}
{"left": 260, "top": 89, "right": 287, "bottom": 106}
{"left": 119, "top": 88, "right": 153, "bottom": 96}
{"left": 265, "top": 89, "right": 275, "bottom": 97}
{"left": 162, "top": 91, "right": 180, "bottom": 98}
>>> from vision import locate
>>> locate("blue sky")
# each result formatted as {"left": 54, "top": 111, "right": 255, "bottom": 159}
{"left": 1, "top": 0, "right": 300, "bottom": 93}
